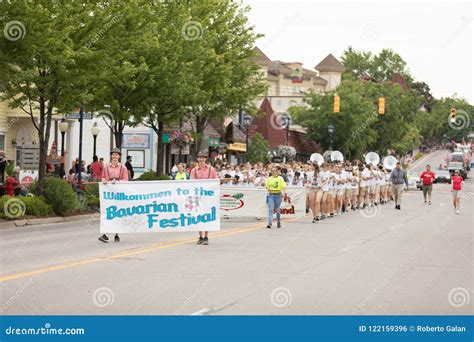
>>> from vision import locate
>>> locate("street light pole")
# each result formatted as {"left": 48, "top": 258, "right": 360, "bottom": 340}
{"left": 245, "top": 126, "right": 249, "bottom": 164}
{"left": 327, "top": 124, "right": 335, "bottom": 151}
{"left": 58, "top": 118, "right": 68, "bottom": 157}
{"left": 242, "top": 113, "right": 253, "bottom": 164}
{"left": 77, "top": 103, "right": 84, "bottom": 195}
{"left": 91, "top": 122, "right": 100, "bottom": 158}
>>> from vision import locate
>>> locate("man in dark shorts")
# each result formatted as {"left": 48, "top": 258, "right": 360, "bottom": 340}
{"left": 420, "top": 165, "right": 435, "bottom": 204}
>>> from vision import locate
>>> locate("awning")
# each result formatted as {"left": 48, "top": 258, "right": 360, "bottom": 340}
{"left": 227, "top": 142, "right": 246, "bottom": 152}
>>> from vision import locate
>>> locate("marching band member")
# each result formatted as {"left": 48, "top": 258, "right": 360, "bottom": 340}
{"left": 358, "top": 163, "right": 370, "bottom": 209}
{"left": 333, "top": 165, "right": 345, "bottom": 216}
{"left": 320, "top": 163, "right": 331, "bottom": 219}
{"left": 308, "top": 164, "right": 323, "bottom": 222}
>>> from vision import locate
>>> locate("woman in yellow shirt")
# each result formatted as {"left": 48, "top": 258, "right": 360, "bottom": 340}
{"left": 265, "top": 167, "right": 287, "bottom": 229}
{"left": 174, "top": 163, "right": 188, "bottom": 180}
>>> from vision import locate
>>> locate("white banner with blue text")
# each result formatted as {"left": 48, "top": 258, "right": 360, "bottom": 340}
{"left": 99, "top": 179, "right": 220, "bottom": 233}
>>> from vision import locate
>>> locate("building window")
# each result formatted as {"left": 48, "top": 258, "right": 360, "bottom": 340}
{"left": 0, "top": 134, "right": 5, "bottom": 151}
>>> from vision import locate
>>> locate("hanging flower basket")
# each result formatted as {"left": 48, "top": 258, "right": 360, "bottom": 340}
{"left": 278, "top": 145, "right": 296, "bottom": 158}
{"left": 169, "top": 130, "right": 193, "bottom": 147}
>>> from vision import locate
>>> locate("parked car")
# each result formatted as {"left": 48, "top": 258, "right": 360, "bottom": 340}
{"left": 407, "top": 171, "right": 422, "bottom": 190}
{"left": 447, "top": 162, "right": 467, "bottom": 179}
{"left": 434, "top": 170, "right": 451, "bottom": 184}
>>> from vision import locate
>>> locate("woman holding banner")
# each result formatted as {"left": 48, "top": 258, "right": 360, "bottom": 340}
{"left": 99, "top": 148, "right": 129, "bottom": 243}
{"left": 191, "top": 151, "right": 218, "bottom": 245}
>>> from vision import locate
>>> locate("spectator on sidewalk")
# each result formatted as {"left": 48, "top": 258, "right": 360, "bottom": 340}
{"left": 90, "top": 156, "right": 103, "bottom": 181}
{"left": 125, "top": 155, "right": 134, "bottom": 180}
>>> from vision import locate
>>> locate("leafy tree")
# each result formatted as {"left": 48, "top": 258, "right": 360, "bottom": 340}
{"left": 341, "top": 47, "right": 412, "bottom": 83}
{"left": 292, "top": 80, "right": 378, "bottom": 160}
{"left": 0, "top": 1, "right": 103, "bottom": 194}
{"left": 248, "top": 132, "right": 270, "bottom": 164}
{"left": 143, "top": 0, "right": 266, "bottom": 175}
{"left": 184, "top": 0, "right": 266, "bottom": 157}
{"left": 293, "top": 78, "right": 424, "bottom": 160}
{"left": 412, "top": 81, "right": 435, "bottom": 112}
{"left": 86, "top": 1, "right": 156, "bottom": 149}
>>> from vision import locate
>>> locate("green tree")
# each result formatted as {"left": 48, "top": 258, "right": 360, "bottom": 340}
{"left": 247, "top": 132, "right": 270, "bottom": 164}
{"left": 341, "top": 47, "right": 412, "bottom": 83}
{"left": 87, "top": 1, "right": 156, "bottom": 149}
{"left": 293, "top": 78, "right": 424, "bottom": 160}
{"left": 0, "top": 1, "right": 103, "bottom": 194}
{"left": 143, "top": 0, "right": 266, "bottom": 175}
{"left": 184, "top": 0, "right": 266, "bottom": 157}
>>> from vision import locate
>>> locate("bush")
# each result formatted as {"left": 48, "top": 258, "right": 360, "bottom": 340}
{"left": 23, "top": 196, "right": 54, "bottom": 217}
{"left": 414, "top": 152, "right": 423, "bottom": 161}
{"left": 33, "top": 177, "right": 78, "bottom": 215}
{"left": 84, "top": 182, "right": 99, "bottom": 197}
{"left": 138, "top": 171, "right": 171, "bottom": 181}
{"left": 0, "top": 196, "right": 25, "bottom": 220}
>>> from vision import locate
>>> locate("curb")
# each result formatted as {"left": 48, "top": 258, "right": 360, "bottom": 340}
{"left": 1, "top": 213, "right": 100, "bottom": 229}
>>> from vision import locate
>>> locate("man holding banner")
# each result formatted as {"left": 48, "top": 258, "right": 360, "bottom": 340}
{"left": 191, "top": 151, "right": 218, "bottom": 245}
{"left": 99, "top": 148, "right": 129, "bottom": 243}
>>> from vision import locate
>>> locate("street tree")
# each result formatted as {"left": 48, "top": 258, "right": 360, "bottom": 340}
{"left": 0, "top": 1, "right": 105, "bottom": 194}
{"left": 248, "top": 132, "right": 270, "bottom": 164}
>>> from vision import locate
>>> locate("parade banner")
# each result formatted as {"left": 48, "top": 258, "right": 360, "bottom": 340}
{"left": 220, "top": 186, "right": 306, "bottom": 218}
{"left": 99, "top": 180, "right": 220, "bottom": 233}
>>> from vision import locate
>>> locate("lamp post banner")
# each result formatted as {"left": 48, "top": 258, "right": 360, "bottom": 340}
{"left": 99, "top": 180, "right": 220, "bottom": 233}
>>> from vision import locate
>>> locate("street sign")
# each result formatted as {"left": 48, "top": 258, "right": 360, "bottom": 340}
{"left": 65, "top": 112, "right": 93, "bottom": 120}
{"left": 208, "top": 137, "right": 220, "bottom": 147}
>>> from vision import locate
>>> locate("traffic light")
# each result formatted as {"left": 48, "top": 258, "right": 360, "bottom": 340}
{"left": 378, "top": 97, "right": 385, "bottom": 115}
{"left": 450, "top": 107, "right": 456, "bottom": 121}
{"left": 333, "top": 95, "right": 340, "bottom": 113}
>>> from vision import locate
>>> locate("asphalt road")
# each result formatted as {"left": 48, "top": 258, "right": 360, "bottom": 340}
{"left": 0, "top": 150, "right": 472, "bottom": 315}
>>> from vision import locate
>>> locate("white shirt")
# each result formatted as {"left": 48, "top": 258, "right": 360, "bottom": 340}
{"left": 359, "top": 168, "right": 370, "bottom": 187}
{"left": 380, "top": 171, "right": 386, "bottom": 185}
{"left": 368, "top": 170, "right": 376, "bottom": 187}
{"left": 350, "top": 175, "right": 359, "bottom": 189}
{"left": 341, "top": 170, "right": 349, "bottom": 189}
{"left": 320, "top": 171, "right": 330, "bottom": 191}
{"left": 333, "top": 172, "right": 344, "bottom": 190}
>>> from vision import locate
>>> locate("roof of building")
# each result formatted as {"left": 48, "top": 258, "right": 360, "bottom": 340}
{"left": 252, "top": 47, "right": 272, "bottom": 66}
{"left": 268, "top": 61, "right": 294, "bottom": 75}
{"left": 390, "top": 72, "right": 409, "bottom": 92}
{"left": 249, "top": 97, "right": 319, "bottom": 155}
{"left": 315, "top": 53, "right": 344, "bottom": 72}
{"left": 313, "top": 76, "right": 328, "bottom": 85}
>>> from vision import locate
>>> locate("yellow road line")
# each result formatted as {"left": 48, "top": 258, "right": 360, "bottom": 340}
{"left": 0, "top": 218, "right": 304, "bottom": 283}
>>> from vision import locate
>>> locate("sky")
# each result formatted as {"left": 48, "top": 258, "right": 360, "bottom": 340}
{"left": 244, "top": 0, "right": 473, "bottom": 103}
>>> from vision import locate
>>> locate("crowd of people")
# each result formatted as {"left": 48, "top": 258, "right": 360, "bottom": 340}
{"left": 172, "top": 158, "right": 409, "bottom": 220}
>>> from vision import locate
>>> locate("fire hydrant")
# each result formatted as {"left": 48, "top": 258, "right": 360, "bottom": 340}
{"left": 5, "top": 176, "right": 19, "bottom": 196}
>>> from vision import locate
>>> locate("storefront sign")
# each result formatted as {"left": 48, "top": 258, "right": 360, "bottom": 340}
{"left": 228, "top": 142, "right": 247, "bottom": 152}
{"left": 208, "top": 137, "right": 220, "bottom": 147}
{"left": 122, "top": 133, "right": 150, "bottom": 149}
{"left": 170, "top": 144, "right": 190, "bottom": 155}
